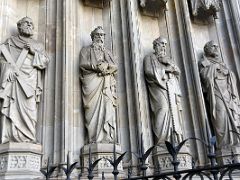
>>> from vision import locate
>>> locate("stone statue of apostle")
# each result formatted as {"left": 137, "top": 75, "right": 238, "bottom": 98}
{"left": 199, "top": 40, "right": 240, "bottom": 148}
{"left": 80, "top": 26, "right": 117, "bottom": 143}
{"left": 0, "top": 17, "right": 50, "bottom": 143}
{"left": 144, "top": 37, "right": 183, "bottom": 145}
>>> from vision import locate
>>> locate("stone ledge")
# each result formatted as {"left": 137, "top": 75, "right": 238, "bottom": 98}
{"left": 0, "top": 142, "right": 42, "bottom": 154}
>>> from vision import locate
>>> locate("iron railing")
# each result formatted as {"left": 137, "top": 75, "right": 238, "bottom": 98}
{"left": 40, "top": 136, "right": 240, "bottom": 180}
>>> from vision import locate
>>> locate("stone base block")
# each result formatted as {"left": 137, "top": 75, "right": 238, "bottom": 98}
{"left": 0, "top": 142, "right": 43, "bottom": 180}
{"left": 81, "top": 143, "right": 125, "bottom": 179}
{"left": 216, "top": 145, "right": 240, "bottom": 165}
{"left": 153, "top": 145, "right": 192, "bottom": 173}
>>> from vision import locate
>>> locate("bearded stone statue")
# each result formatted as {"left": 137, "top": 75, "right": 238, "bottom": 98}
{"left": 79, "top": 26, "right": 117, "bottom": 143}
{"left": 144, "top": 37, "right": 183, "bottom": 145}
{"left": 199, "top": 41, "right": 240, "bottom": 149}
{"left": 0, "top": 17, "right": 50, "bottom": 143}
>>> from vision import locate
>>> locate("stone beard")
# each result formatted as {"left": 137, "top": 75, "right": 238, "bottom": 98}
{"left": 199, "top": 41, "right": 240, "bottom": 149}
{"left": 144, "top": 37, "right": 183, "bottom": 145}
{"left": 0, "top": 17, "right": 50, "bottom": 143}
{"left": 80, "top": 27, "right": 117, "bottom": 143}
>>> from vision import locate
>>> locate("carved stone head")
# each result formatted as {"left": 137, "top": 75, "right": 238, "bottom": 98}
{"left": 204, "top": 40, "right": 220, "bottom": 58}
{"left": 90, "top": 26, "right": 106, "bottom": 46}
{"left": 153, "top": 37, "right": 168, "bottom": 58}
{"left": 17, "top": 17, "right": 34, "bottom": 37}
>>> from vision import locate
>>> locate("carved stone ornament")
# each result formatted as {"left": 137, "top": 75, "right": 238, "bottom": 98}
{"left": 81, "top": 143, "right": 125, "bottom": 178}
{"left": 152, "top": 146, "right": 192, "bottom": 172}
{"left": 83, "top": 0, "right": 111, "bottom": 8}
{"left": 139, "top": 0, "right": 168, "bottom": 17}
{"left": 190, "top": 0, "right": 221, "bottom": 19}
{"left": 0, "top": 142, "right": 42, "bottom": 179}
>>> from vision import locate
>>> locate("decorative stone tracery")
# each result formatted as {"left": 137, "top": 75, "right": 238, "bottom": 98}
{"left": 190, "top": 0, "right": 221, "bottom": 19}
{"left": 139, "top": 0, "right": 168, "bottom": 17}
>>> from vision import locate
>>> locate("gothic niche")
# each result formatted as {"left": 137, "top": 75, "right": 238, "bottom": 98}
{"left": 189, "top": 0, "right": 221, "bottom": 19}
{"left": 83, "top": 0, "right": 111, "bottom": 9}
{"left": 139, "top": 0, "right": 168, "bottom": 17}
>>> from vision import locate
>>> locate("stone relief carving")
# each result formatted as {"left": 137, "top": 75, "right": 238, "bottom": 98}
{"left": 199, "top": 41, "right": 240, "bottom": 149}
{"left": 158, "top": 154, "right": 192, "bottom": 169}
{"left": 80, "top": 26, "right": 117, "bottom": 144}
{"left": 139, "top": 0, "right": 168, "bottom": 17}
{"left": 144, "top": 37, "right": 184, "bottom": 145}
{"left": 0, "top": 17, "right": 50, "bottom": 144}
{"left": 190, "top": 0, "right": 221, "bottom": 18}
{"left": 84, "top": 155, "right": 123, "bottom": 169}
{"left": 0, "top": 156, "right": 7, "bottom": 171}
{"left": 0, "top": 154, "right": 41, "bottom": 172}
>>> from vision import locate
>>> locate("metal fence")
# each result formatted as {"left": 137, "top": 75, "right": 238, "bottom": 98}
{"left": 40, "top": 136, "right": 240, "bottom": 180}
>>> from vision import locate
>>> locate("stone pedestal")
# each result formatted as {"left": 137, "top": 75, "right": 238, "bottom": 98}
{"left": 152, "top": 145, "right": 192, "bottom": 173}
{"left": 0, "top": 143, "right": 43, "bottom": 180}
{"left": 216, "top": 145, "right": 240, "bottom": 165}
{"left": 81, "top": 143, "right": 125, "bottom": 179}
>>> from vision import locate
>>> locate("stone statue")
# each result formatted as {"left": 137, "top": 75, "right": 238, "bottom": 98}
{"left": 80, "top": 26, "right": 117, "bottom": 143}
{"left": 144, "top": 37, "right": 183, "bottom": 145}
{"left": 199, "top": 41, "right": 240, "bottom": 148}
{"left": 0, "top": 17, "right": 50, "bottom": 144}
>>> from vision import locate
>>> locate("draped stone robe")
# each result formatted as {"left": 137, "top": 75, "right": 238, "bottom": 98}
{"left": 199, "top": 56, "right": 240, "bottom": 148}
{"left": 0, "top": 35, "right": 49, "bottom": 143}
{"left": 80, "top": 45, "right": 117, "bottom": 143}
{"left": 144, "top": 53, "right": 183, "bottom": 144}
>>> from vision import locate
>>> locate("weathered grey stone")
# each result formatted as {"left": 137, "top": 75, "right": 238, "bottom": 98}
{"left": 199, "top": 41, "right": 240, "bottom": 150}
{"left": 140, "top": 0, "right": 168, "bottom": 17}
{"left": 0, "top": 17, "right": 50, "bottom": 144}
{"left": 144, "top": 37, "right": 184, "bottom": 145}
{"left": 1, "top": 0, "right": 240, "bottom": 178}
{"left": 81, "top": 143, "right": 125, "bottom": 178}
{"left": 190, "top": 0, "right": 221, "bottom": 19}
{"left": 0, "top": 142, "right": 42, "bottom": 179}
{"left": 152, "top": 145, "right": 192, "bottom": 172}
{"left": 83, "top": 0, "right": 111, "bottom": 9}
{"left": 79, "top": 26, "right": 117, "bottom": 144}
{"left": 216, "top": 145, "right": 240, "bottom": 165}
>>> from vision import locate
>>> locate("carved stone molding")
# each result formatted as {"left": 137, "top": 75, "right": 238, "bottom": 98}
{"left": 216, "top": 145, "right": 240, "bottom": 165}
{"left": 0, "top": 143, "right": 42, "bottom": 179}
{"left": 83, "top": 0, "right": 111, "bottom": 9}
{"left": 152, "top": 145, "right": 192, "bottom": 172}
{"left": 190, "top": 0, "right": 221, "bottom": 19}
{"left": 139, "top": 0, "right": 168, "bottom": 17}
{"left": 81, "top": 143, "right": 125, "bottom": 177}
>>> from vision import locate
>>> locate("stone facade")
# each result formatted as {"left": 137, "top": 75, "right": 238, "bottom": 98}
{"left": 0, "top": 0, "right": 240, "bottom": 179}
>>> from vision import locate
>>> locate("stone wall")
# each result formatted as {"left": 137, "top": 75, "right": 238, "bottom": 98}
{"left": 0, "top": 0, "right": 240, "bottom": 177}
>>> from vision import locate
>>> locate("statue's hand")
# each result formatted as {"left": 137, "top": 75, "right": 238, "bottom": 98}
{"left": 166, "top": 64, "right": 180, "bottom": 75}
{"left": 172, "top": 65, "right": 180, "bottom": 74}
{"left": 7, "top": 69, "right": 18, "bottom": 82}
{"left": 106, "top": 64, "right": 117, "bottom": 75}
{"left": 24, "top": 43, "right": 35, "bottom": 55}
{"left": 97, "top": 62, "right": 109, "bottom": 75}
